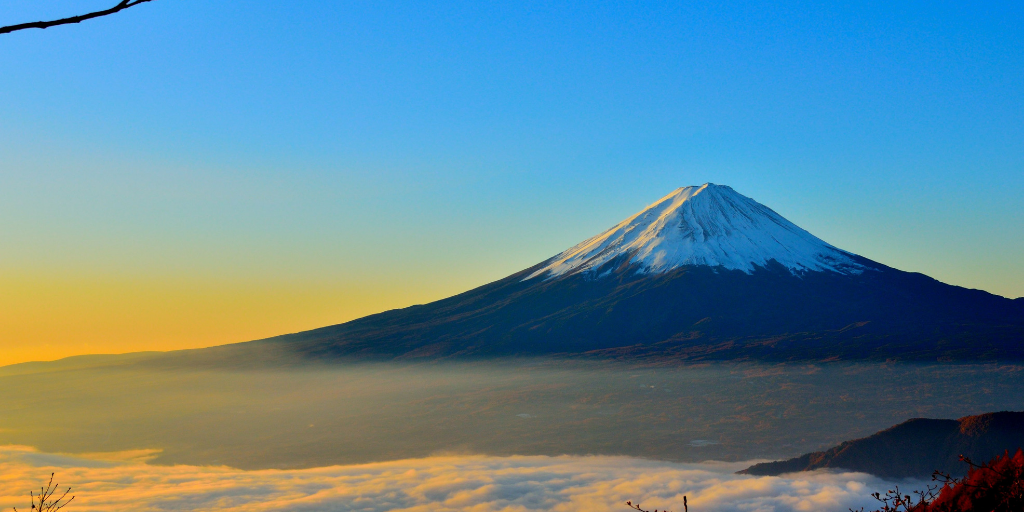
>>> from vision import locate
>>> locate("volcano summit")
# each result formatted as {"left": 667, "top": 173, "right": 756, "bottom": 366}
{"left": 528, "top": 184, "right": 863, "bottom": 279}
{"left": 245, "top": 184, "right": 1024, "bottom": 362}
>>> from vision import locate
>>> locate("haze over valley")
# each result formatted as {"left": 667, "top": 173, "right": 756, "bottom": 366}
{"left": 3, "top": 357, "right": 1024, "bottom": 470}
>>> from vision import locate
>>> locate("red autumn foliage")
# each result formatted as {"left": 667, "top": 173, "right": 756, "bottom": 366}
{"left": 859, "top": 449, "right": 1024, "bottom": 512}
{"left": 926, "top": 449, "right": 1024, "bottom": 512}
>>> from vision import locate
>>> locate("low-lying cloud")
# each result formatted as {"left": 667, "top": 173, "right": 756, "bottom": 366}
{"left": 0, "top": 445, "right": 912, "bottom": 512}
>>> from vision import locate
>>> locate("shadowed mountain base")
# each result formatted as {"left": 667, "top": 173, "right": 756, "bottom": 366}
{"left": 240, "top": 260, "right": 1024, "bottom": 363}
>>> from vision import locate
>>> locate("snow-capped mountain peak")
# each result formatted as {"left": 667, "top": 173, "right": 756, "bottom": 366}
{"left": 526, "top": 183, "right": 863, "bottom": 280}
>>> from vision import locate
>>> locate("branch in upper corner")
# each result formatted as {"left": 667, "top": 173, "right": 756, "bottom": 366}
{"left": 0, "top": 0, "right": 156, "bottom": 35}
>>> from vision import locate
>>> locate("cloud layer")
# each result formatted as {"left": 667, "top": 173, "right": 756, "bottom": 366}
{"left": 0, "top": 446, "right": 909, "bottom": 512}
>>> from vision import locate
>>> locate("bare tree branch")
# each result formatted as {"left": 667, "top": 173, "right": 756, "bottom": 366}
{"left": 13, "top": 473, "right": 74, "bottom": 512}
{"left": 625, "top": 496, "right": 686, "bottom": 512}
{"left": 1, "top": 0, "right": 156, "bottom": 35}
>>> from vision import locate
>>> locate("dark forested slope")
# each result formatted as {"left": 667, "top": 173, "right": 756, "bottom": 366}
{"left": 741, "top": 411, "right": 1024, "bottom": 478}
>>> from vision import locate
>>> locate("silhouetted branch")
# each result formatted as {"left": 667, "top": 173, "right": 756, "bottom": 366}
{"left": 626, "top": 496, "right": 686, "bottom": 512}
{"left": 853, "top": 449, "right": 1024, "bottom": 512}
{"left": 13, "top": 473, "right": 74, "bottom": 512}
{"left": 1, "top": 0, "right": 155, "bottom": 35}
{"left": 849, "top": 484, "right": 938, "bottom": 512}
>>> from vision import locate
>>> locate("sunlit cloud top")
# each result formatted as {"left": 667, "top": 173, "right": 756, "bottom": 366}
{"left": 0, "top": 445, "right": 910, "bottom": 512}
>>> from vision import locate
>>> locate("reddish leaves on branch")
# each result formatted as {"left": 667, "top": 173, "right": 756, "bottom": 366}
{"left": 927, "top": 449, "right": 1024, "bottom": 512}
{"left": 859, "top": 449, "right": 1024, "bottom": 512}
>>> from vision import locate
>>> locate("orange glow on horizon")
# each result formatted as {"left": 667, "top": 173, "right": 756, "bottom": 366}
{"left": 0, "top": 272, "right": 451, "bottom": 367}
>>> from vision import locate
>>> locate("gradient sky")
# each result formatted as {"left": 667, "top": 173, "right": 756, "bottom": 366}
{"left": 2, "top": 1, "right": 1022, "bottom": 365}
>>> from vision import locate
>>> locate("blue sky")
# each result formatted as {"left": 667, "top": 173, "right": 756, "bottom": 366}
{"left": 1, "top": 1, "right": 1022, "bottom": 359}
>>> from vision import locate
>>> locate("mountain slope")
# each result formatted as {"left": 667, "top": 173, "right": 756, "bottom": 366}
{"left": 253, "top": 184, "right": 1024, "bottom": 362}
{"left": 739, "top": 411, "right": 1024, "bottom": 478}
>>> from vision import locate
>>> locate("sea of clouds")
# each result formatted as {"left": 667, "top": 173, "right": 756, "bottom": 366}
{"left": 0, "top": 445, "right": 915, "bottom": 512}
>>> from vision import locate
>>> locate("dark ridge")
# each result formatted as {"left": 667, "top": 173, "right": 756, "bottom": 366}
{"left": 239, "top": 254, "right": 1024, "bottom": 363}
{"left": 739, "top": 411, "right": 1024, "bottom": 478}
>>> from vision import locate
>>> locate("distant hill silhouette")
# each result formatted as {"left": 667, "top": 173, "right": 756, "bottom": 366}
{"left": 740, "top": 411, "right": 1024, "bottom": 478}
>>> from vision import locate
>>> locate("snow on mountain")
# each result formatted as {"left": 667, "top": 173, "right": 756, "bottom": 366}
{"left": 527, "top": 183, "right": 864, "bottom": 280}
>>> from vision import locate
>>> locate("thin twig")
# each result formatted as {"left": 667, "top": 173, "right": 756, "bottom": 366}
{"left": 626, "top": 496, "right": 686, "bottom": 512}
{"left": 1, "top": 0, "right": 156, "bottom": 35}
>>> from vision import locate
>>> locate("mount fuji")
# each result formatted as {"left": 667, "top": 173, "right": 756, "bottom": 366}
{"left": 245, "top": 184, "right": 1024, "bottom": 362}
